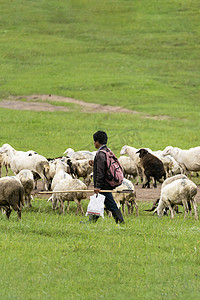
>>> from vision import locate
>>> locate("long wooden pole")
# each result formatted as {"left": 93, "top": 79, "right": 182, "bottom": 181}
{"left": 38, "top": 189, "right": 133, "bottom": 194}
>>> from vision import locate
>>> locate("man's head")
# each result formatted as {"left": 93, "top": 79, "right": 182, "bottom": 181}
{"left": 93, "top": 131, "right": 108, "bottom": 149}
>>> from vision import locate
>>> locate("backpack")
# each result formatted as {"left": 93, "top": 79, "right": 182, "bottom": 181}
{"left": 100, "top": 148, "right": 124, "bottom": 187}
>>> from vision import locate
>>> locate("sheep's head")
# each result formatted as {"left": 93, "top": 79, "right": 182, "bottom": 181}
{"left": 162, "top": 146, "right": 174, "bottom": 156}
{"left": 136, "top": 148, "right": 148, "bottom": 158}
{"left": 63, "top": 148, "right": 74, "bottom": 156}
{"left": 51, "top": 196, "right": 58, "bottom": 210}
{"left": 120, "top": 146, "right": 127, "bottom": 155}
{"left": 0, "top": 143, "right": 14, "bottom": 154}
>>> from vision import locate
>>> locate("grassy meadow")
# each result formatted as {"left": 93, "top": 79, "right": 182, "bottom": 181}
{"left": 0, "top": 0, "right": 200, "bottom": 299}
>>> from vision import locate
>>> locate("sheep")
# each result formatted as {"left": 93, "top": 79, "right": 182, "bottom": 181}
{"left": 0, "top": 144, "right": 51, "bottom": 190}
{"left": 114, "top": 178, "right": 138, "bottom": 216}
{"left": 0, "top": 176, "right": 24, "bottom": 219}
{"left": 153, "top": 154, "right": 173, "bottom": 178}
{"left": 51, "top": 179, "right": 87, "bottom": 215}
{"left": 163, "top": 146, "right": 200, "bottom": 175}
{"left": 144, "top": 174, "right": 189, "bottom": 213}
{"left": 65, "top": 158, "right": 93, "bottom": 187}
{"left": 0, "top": 152, "right": 10, "bottom": 177}
{"left": 136, "top": 148, "right": 166, "bottom": 188}
{"left": 169, "top": 156, "right": 183, "bottom": 175}
{"left": 51, "top": 160, "right": 73, "bottom": 191}
{"left": 15, "top": 169, "right": 34, "bottom": 207}
{"left": 48, "top": 158, "right": 70, "bottom": 182}
{"left": 155, "top": 178, "right": 198, "bottom": 220}
{"left": 120, "top": 145, "right": 146, "bottom": 185}
{"left": 64, "top": 148, "right": 96, "bottom": 160}
{"left": 118, "top": 156, "right": 138, "bottom": 180}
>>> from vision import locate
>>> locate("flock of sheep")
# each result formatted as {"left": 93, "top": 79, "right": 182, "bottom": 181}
{"left": 0, "top": 143, "right": 199, "bottom": 220}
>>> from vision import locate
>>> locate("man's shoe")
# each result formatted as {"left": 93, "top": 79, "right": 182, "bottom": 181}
{"left": 112, "top": 209, "right": 125, "bottom": 224}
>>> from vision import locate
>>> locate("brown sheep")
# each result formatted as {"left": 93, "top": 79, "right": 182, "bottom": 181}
{"left": 0, "top": 177, "right": 24, "bottom": 219}
{"left": 136, "top": 148, "right": 166, "bottom": 188}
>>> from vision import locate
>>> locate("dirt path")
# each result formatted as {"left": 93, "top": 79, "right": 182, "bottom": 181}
{"left": 0, "top": 94, "right": 139, "bottom": 114}
{"left": 0, "top": 94, "right": 170, "bottom": 119}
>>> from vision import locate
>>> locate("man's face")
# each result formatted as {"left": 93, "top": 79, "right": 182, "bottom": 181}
{"left": 94, "top": 140, "right": 101, "bottom": 149}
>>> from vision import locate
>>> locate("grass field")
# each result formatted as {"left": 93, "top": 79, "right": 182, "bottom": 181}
{"left": 0, "top": 0, "right": 200, "bottom": 299}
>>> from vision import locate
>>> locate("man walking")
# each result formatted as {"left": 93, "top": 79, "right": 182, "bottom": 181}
{"left": 89, "top": 130, "right": 124, "bottom": 224}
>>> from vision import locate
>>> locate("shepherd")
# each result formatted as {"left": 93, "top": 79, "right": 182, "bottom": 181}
{"left": 87, "top": 130, "right": 125, "bottom": 224}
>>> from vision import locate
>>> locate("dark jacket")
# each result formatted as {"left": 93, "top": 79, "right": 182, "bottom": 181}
{"left": 93, "top": 145, "right": 113, "bottom": 190}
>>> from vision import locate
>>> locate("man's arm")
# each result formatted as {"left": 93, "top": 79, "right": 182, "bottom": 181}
{"left": 94, "top": 151, "right": 106, "bottom": 193}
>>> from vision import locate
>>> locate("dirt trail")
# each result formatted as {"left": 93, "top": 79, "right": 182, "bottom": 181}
{"left": 0, "top": 94, "right": 170, "bottom": 119}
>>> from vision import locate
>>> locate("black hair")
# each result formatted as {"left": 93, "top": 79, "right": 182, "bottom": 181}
{"left": 93, "top": 131, "right": 108, "bottom": 144}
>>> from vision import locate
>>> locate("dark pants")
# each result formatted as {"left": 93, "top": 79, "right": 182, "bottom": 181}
{"left": 100, "top": 192, "right": 119, "bottom": 212}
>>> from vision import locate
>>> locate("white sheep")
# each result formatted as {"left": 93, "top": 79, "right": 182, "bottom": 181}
{"left": 15, "top": 169, "right": 34, "bottom": 207}
{"left": 161, "top": 174, "right": 188, "bottom": 189}
{"left": 0, "top": 152, "right": 10, "bottom": 177}
{"left": 64, "top": 148, "right": 96, "bottom": 160}
{"left": 169, "top": 156, "right": 183, "bottom": 175}
{"left": 48, "top": 158, "right": 70, "bottom": 182}
{"left": 51, "top": 160, "right": 73, "bottom": 191}
{"left": 120, "top": 145, "right": 145, "bottom": 184}
{"left": 114, "top": 178, "right": 138, "bottom": 216}
{"left": 144, "top": 174, "right": 188, "bottom": 214}
{"left": 0, "top": 144, "right": 51, "bottom": 190}
{"left": 51, "top": 179, "right": 87, "bottom": 215}
{"left": 163, "top": 146, "right": 200, "bottom": 175}
{"left": 156, "top": 177, "right": 198, "bottom": 219}
{"left": 118, "top": 156, "right": 138, "bottom": 180}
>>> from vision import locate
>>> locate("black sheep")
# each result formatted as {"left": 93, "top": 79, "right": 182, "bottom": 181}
{"left": 136, "top": 148, "right": 166, "bottom": 188}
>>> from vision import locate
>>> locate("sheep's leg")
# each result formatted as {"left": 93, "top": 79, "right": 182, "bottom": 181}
{"left": 188, "top": 201, "right": 192, "bottom": 215}
{"left": 142, "top": 168, "right": 146, "bottom": 185}
{"left": 135, "top": 166, "right": 140, "bottom": 185}
{"left": 182, "top": 199, "right": 189, "bottom": 219}
{"left": 59, "top": 200, "right": 65, "bottom": 215}
{"left": 74, "top": 198, "right": 79, "bottom": 215}
{"left": 191, "top": 198, "right": 198, "bottom": 220}
{"left": 129, "top": 202, "right": 133, "bottom": 214}
{"left": 17, "top": 206, "right": 22, "bottom": 220}
{"left": 5, "top": 206, "right": 12, "bottom": 219}
{"left": 153, "top": 178, "right": 157, "bottom": 188}
{"left": 143, "top": 176, "right": 150, "bottom": 188}
{"left": 79, "top": 201, "right": 84, "bottom": 215}
{"left": 74, "top": 199, "right": 84, "bottom": 215}
{"left": 125, "top": 201, "right": 131, "bottom": 214}
{"left": 5, "top": 165, "right": 8, "bottom": 176}
{"left": 122, "top": 202, "right": 126, "bottom": 215}
{"left": 67, "top": 200, "right": 70, "bottom": 213}
{"left": 167, "top": 200, "right": 175, "bottom": 219}
{"left": 169, "top": 206, "right": 175, "bottom": 218}
{"left": 25, "top": 195, "right": 28, "bottom": 207}
{"left": 28, "top": 195, "right": 32, "bottom": 208}
{"left": 40, "top": 174, "right": 49, "bottom": 191}
{"left": 133, "top": 201, "right": 139, "bottom": 216}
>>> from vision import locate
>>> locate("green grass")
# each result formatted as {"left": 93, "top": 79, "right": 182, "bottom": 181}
{"left": 0, "top": 0, "right": 200, "bottom": 299}
{"left": 0, "top": 0, "right": 199, "bottom": 117}
{"left": 0, "top": 200, "right": 200, "bottom": 300}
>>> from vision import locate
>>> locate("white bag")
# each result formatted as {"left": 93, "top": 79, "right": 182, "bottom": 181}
{"left": 86, "top": 193, "right": 106, "bottom": 218}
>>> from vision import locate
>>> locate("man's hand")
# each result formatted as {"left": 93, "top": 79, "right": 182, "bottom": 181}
{"left": 94, "top": 188, "right": 101, "bottom": 194}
